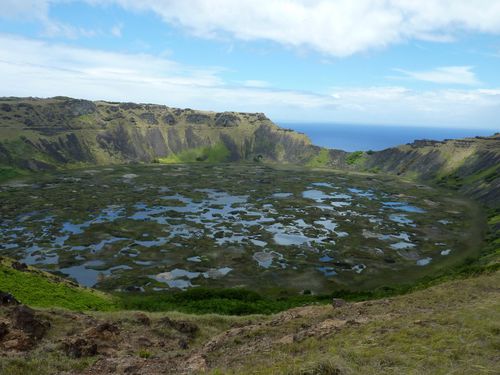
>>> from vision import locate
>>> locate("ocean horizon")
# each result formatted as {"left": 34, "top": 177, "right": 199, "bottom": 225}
{"left": 279, "top": 123, "right": 498, "bottom": 152}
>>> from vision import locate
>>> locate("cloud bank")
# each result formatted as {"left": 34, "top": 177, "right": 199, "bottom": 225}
{"left": 3, "top": 1, "right": 500, "bottom": 56}
{"left": 86, "top": 0, "right": 500, "bottom": 57}
{"left": 1, "top": 34, "right": 499, "bottom": 128}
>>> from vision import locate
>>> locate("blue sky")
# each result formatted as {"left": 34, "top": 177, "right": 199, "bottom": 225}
{"left": 1, "top": 0, "right": 500, "bottom": 129}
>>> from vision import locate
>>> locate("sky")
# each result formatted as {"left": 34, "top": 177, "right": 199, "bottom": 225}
{"left": 0, "top": 0, "right": 500, "bottom": 129}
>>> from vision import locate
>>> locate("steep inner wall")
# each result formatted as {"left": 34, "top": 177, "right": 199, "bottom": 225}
{"left": 0, "top": 97, "right": 315, "bottom": 169}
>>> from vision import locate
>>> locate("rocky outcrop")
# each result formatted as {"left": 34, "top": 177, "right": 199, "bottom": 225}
{"left": 364, "top": 134, "right": 500, "bottom": 207}
{"left": 0, "top": 97, "right": 314, "bottom": 169}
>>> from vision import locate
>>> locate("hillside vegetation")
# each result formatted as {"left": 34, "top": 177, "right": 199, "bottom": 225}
{"left": 0, "top": 97, "right": 315, "bottom": 175}
{"left": 0, "top": 97, "right": 499, "bottom": 374}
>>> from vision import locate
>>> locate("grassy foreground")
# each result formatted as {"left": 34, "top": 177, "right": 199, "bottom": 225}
{"left": 0, "top": 270, "right": 498, "bottom": 374}
{"left": 0, "top": 257, "right": 115, "bottom": 311}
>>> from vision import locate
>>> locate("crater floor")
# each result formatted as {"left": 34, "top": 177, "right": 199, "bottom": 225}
{"left": 0, "top": 164, "right": 484, "bottom": 294}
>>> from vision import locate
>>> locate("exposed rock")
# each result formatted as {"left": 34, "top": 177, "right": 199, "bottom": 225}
{"left": 0, "top": 103, "right": 12, "bottom": 112}
{"left": 119, "top": 102, "right": 142, "bottom": 110}
{"left": 178, "top": 338, "right": 189, "bottom": 350}
{"left": 162, "top": 113, "right": 176, "bottom": 125}
{"left": 186, "top": 113, "right": 210, "bottom": 124}
{"left": 2, "top": 333, "right": 34, "bottom": 351}
{"left": 10, "top": 305, "right": 50, "bottom": 339}
{"left": 331, "top": 298, "right": 346, "bottom": 308}
{"left": 139, "top": 112, "right": 158, "bottom": 125}
{"left": 0, "top": 322, "right": 9, "bottom": 339}
{"left": 0, "top": 291, "right": 20, "bottom": 306}
{"left": 215, "top": 112, "right": 240, "bottom": 127}
{"left": 11, "top": 261, "right": 28, "bottom": 271}
{"left": 85, "top": 321, "right": 120, "bottom": 340}
{"left": 62, "top": 337, "right": 98, "bottom": 358}
{"left": 65, "top": 99, "right": 97, "bottom": 117}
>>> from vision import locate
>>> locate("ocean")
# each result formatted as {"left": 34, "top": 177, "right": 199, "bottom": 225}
{"left": 279, "top": 123, "right": 497, "bottom": 152}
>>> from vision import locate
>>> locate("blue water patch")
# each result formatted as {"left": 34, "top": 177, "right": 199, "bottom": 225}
{"left": 280, "top": 123, "right": 495, "bottom": 152}
{"left": 383, "top": 202, "right": 426, "bottom": 213}
{"left": 317, "top": 266, "right": 337, "bottom": 277}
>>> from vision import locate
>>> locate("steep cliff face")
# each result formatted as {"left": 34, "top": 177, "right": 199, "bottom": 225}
{"left": 365, "top": 135, "right": 500, "bottom": 207}
{"left": 0, "top": 97, "right": 314, "bottom": 170}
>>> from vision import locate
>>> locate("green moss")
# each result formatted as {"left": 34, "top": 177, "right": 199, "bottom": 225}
{"left": 159, "top": 143, "right": 230, "bottom": 164}
{"left": 307, "top": 149, "right": 330, "bottom": 167}
{"left": 0, "top": 259, "right": 115, "bottom": 311}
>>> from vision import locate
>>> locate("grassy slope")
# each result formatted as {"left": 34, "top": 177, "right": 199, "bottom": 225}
{"left": 209, "top": 270, "right": 500, "bottom": 375}
{"left": 0, "top": 271, "right": 498, "bottom": 374}
{"left": 0, "top": 257, "right": 115, "bottom": 311}
{"left": 158, "top": 143, "right": 231, "bottom": 164}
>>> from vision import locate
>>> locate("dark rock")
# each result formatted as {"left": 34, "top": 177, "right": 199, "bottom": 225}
{"left": 139, "top": 112, "right": 158, "bottom": 125}
{"left": 10, "top": 305, "right": 50, "bottom": 339}
{"left": 331, "top": 298, "right": 346, "bottom": 308}
{"left": 178, "top": 338, "right": 189, "bottom": 349}
{"left": 0, "top": 322, "right": 9, "bottom": 339}
{"left": 186, "top": 113, "right": 210, "bottom": 124}
{"left": 95, "top": 322, "right": 119, "bottom": 335}
{"left": 215, "top": 112, "right": 240, "bottom": 127}
{"left": 255, "top": 113, "right": 269, "bottom": 121}
{"left": 0, "top": 103, "right": 12, "bottom": 112}
{"left": 162, "top": 113, "right": 176, "bottom": 125}
{"left": 11, "top": 261, "right": 28, "bottom": 271}
{"left": 65, "top": 99, "right": 97, "bottom": 117}
{"left": 0, "top": 291, "right": 20, "bottom": 306}
{"left": 23, "top": 118, "right": 34, "bottom": 126}
{"left": 120, "top": 102, "right": 142, "bottom": 110}
{"left": 62, "top": 337, "right": 98, "bottom": 358}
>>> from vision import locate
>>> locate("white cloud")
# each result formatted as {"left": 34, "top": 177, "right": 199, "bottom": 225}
{"left": 395, "top": 66, "right": 481, "bottom": 85}
{"left": 4, "top": 1, "right": 500, "bottom": 56}
{"left": 0, "top": 34, "right": 499, "bottom": 128}
{"left": 242, "top": 80, "right": 270, "bottom": 88}
{"left": 80, "top": 0, "right": 500, "bottom": 57}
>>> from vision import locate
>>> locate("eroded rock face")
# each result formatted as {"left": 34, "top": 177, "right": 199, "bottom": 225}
{"left": 65, "top": 99, "right": 97, "bottom": 117}
{"left": 215, "top": 112, "right": 240, "bottom": 127}
{"left": 186, "top": 113, "right": 210, "bottom": 124}
{"left": 62, "top": 337, "right": 98, "bottom": 358}
{"left": 139, "top": 112, "right": 158, "bottom": 125}
{"left": 162, "top": 113, "right": 176, "bottom": 125}
{"left": 10, "top": 305, "right": 50, "bottom": 340}
{"left": 0, "top": 97, "right": 316, "bottom": 170}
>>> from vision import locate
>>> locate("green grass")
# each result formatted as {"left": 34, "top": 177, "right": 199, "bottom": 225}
{"left": 0, "top": 166, "right": 26, "bottom": 182}
{"left": 217, "top": 271, "right": 500, "bottom": 375}
{"left": 306, "top": 149, "right": 330, "bottom": 168}
{"left": 158, "top": 143, "right": 230, "bottom": 164}
{"left": 346, "top": 151, "right": 366, "bottom": 165}
{"left": 0, "top": 258, "right": 116, "bottom": 311}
